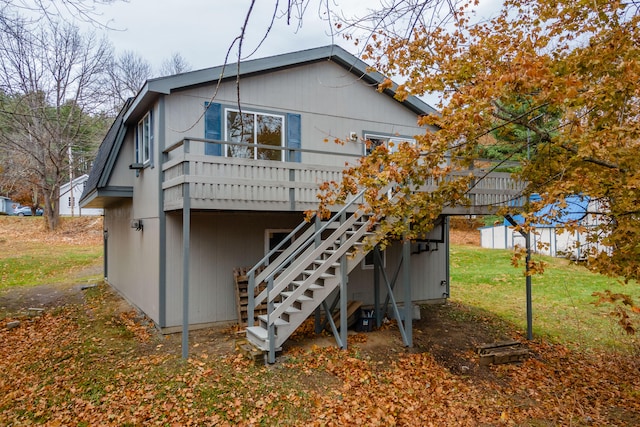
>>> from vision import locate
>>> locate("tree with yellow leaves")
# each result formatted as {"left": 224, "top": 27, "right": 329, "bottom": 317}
{"left": 319, "top": 0, "right": 639, "bottom": 290}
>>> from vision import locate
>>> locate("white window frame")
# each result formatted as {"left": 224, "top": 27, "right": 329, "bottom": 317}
{"left": 265, "top": 229, "right": 294, "bottom": 258}
{"left": 361, "top": 249, "right": 386, "bottom": 270}
{"left": 136, "top": 112, "right": 151, "bottom": 166}
{"left": 224, "top": 108, "right": 285, "bottom": 161}
{"left": 363, "top": 133, "right": 415, "bottom": 156}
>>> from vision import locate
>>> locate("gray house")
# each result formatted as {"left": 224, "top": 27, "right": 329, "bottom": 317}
{"left": 81, "top": 45, "right": 521, "bottom": 359}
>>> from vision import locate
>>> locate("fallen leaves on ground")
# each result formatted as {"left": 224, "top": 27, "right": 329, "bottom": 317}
{"left": 1, "top": 284, "right": 639, "bottom": 426}
{"left": 0, "top": 216, "right": 103, "bottom": 248}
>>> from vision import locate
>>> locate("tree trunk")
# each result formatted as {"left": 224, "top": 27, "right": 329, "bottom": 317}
{"left": 43, "top": 192, "right": 59, "bottom": 231}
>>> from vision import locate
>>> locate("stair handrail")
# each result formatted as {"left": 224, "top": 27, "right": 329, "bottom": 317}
{"left": 259, "top": 187, "right": 368, "bottom": 291}
{"left": 247, "top": 218, "right": 314, "bottom": 325}
{"left": 256, "top": 184, "right": 394, "bottom": 309}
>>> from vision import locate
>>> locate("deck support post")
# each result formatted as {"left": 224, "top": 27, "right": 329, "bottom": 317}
{"left": 181, "top": 140, "right": 191, "bottom": 359}
{"left": 373, "top": 245, "right": 381, "bottom": 328}
{"left": 267, "top": 275, "right": 276, "bottom": 363}
{"left": 402, "top": 238, "right": 412, "bottom": 347}
{"left": 339, "top": 211, "right": 348, "bottom": 349}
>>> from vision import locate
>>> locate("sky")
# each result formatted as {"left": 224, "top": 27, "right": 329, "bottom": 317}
{"left": 84, "top": 0, "right": 502, "bottom": 107}
{"left": 96, "top": 0, "right": 364, "bottom": 72}
{"left": 95, "top": 0, "right": 502, "bottom": 69}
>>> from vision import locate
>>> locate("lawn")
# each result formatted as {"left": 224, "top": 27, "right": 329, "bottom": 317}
{"left": 0, "top": 216, "right": 103, "bottom": 290}
{"left": 451, "top": 245, "right": 640, "bottom": 351}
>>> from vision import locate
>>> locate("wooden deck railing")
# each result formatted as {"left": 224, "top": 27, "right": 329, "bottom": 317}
{"left": 162, "top": 138, "right": 526, "bottom": 214}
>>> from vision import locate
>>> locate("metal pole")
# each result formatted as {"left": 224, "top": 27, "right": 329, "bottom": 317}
{"left": 525, "top": 232, "right": 533, "bottom": 340}
{"left": 374, "top": 246, "right": 381, "bottom": 328}
{"left": 181, "top": 141, "right": 191, "bottom": 359}
{"left": 403, "top": 238, "right": 412, "bottom": 347}
{"left": 505, "top": 214, "right": 533, "bottom": 341}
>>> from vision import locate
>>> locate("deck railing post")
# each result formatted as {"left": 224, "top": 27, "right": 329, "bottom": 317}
{"left": 339, "top": 211, "right": 348, "bottom": 349}
{"left": 267, "top": 275, "right": 276, "bottom": 363}
{"left": 402, "top": 237, "right": 412, "bottom": 347}
{"left": 248, "top": 270, "right": 255, "bottom": 327}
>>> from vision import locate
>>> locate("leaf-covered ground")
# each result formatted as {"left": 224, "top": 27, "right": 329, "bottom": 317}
{"left": 1, "top": 283, "right": 639, "bottom": 426}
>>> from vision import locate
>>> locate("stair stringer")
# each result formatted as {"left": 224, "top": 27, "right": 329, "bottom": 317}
{"left": 246, "top": 210, "right": 378, "bottom": 351}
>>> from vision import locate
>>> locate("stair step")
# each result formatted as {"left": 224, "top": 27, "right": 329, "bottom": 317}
{"left": 324, "top": 249, "right": 353, "bottom": 257}
{"left": 302, "top": 270, "right": 336, "bottom": 280}
{"left": 313, "top": 260, "right": 340, "bottom": 268}
{"left": 290, "top": 281, "right": 324, "bottom": 291}
{"left": 273, "top": 303, "right": 301, "bottom": 314}
{"left": 281, "top": 291, "right": 312, "bottom": 301}
{"left": 247, "top": 325, "right": 268, "bottom": 341}
{"left": 258, "top": 315, "right": 289, "bottom": 327}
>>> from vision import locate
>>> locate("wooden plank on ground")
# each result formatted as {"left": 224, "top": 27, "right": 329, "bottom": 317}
{"left": 326, "top": 300, "right": 362, "bottom": 330}
{"left": 234, "top": 267, "right": 267, "bottom": 327}
{"left": 477, "top": 340, "right": 529, "bottom": 366}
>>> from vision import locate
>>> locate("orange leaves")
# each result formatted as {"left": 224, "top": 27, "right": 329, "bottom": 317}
{"left": 2, "top": 290, "right": 640, "bottom": 425}
{"left": 339, "top": 0, "right": 640, "bottom": 287}
{"left": 592, "top": 289, "right": 639, "bottom": 334}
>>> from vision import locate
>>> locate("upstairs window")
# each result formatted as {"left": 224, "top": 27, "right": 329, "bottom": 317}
{"left": 135, "top": 111, "right": 153, "bottom": 166}
{"left": 204, "top": 102, "right": 301, "bottom": 162}
{"left": 226, "top": 109, "right": 284, "bottom": 161}
{"left": 364, "top": 133, "right": 414, "bottom": 156}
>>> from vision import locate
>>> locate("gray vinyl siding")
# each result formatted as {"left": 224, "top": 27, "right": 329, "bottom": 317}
{"left": 162, "top": 211, "right": 447, "bottom": 328}
{"left": 131, "top": 104, "right": 160, "bottom": 220}
{"left": 347, "top": 242, "right": 448, "bottom": 306}
{"left": 163, "top": 211, "right": 305, "bottom": 328}
{"left": 163, "top": 61, "right": 427, "bottom": 165}
{"left": 104, "top": 200, "right": 160, "bottom": 323}
{"left": 104, "top": 57, "right": 448, "bottom": 331}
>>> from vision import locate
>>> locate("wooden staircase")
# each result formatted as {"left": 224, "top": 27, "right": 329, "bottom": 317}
{"left": 244, "top": 189, "right": 384, "bottom": 362}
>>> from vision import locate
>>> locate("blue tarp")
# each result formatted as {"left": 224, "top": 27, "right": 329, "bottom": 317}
{"left": 505, "top": 194, "right": 589, "bottom": 227}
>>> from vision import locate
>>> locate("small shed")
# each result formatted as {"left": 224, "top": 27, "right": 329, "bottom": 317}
{"left": 480, "top": 196, "right": 605, "bottom": 260}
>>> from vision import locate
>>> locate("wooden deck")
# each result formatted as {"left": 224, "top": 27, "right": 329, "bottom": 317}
{"left": 162, "top": 138, "right": 525, "bottom": 215}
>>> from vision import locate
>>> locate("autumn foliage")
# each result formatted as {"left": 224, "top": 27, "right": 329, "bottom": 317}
{"left": 317, "top": 0, "right": 639, "bottom": 323}
{"left": 1, "top": 286, "right": 639, "bottom": 425}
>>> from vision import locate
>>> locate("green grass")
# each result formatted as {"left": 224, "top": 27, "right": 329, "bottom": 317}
{"left": 0, "top": 243, "right": 102, "bottom": 290}
{"left": 450, "top": 245, "right": 640, "bottom": 351}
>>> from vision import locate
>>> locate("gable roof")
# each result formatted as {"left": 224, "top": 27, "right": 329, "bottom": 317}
{"left": 80, "top": 45, "right": 438, "bottom": 208}
{"left": 123, "top": 44, "right": 438, "bottom": 123}
{"left": 79, "top": 98, "right": 133, "bottom": 208}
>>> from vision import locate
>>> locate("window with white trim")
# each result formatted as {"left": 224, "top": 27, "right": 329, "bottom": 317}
{"left": 364, "top": 133, "right": 415, "bottom": 156}
{"left": 361, "top": 249, "right": 386, "bottom": 270}
{"left": 136, "top": 112, "right": 152, "bottom": 165}
{"left": 226, "top": 109, "right": 284, "bottom": 161}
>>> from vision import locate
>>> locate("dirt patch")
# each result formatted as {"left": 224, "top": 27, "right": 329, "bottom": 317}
{"left": 0, "top": 282, "right": 86, "bottom": 315}
{"left": 271, "top": 302, "right": 514, "bottom": 380}
{"left": 449, "top": 216, "right": 483, "bottom": 246}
